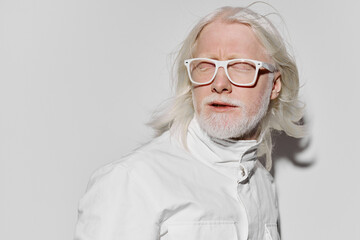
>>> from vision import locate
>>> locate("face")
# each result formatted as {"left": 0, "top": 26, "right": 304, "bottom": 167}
{"left": 192, "top": 21, "right": 281, "bottom": 140}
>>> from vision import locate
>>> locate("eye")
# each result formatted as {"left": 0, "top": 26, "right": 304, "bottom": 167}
{"left": 228, "top": 61, "right": 255, "bottom": 72}
{"left": 195, "top": 61, "right": 215, "bottom": 71}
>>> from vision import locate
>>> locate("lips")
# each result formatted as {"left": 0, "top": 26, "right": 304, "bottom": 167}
{"left": 207, "top": 101, "right": 238, "bottom": 112}
{"left": 209, "top": 101, "right": 237, "bottom": 108}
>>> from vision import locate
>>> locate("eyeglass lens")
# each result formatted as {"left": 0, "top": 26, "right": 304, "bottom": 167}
{"left": 189, "top": 59, "right": 257, "bottom": 85}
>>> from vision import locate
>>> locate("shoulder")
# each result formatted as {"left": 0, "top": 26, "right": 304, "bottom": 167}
{"left": 88, "top": 132, "right": 191, "bottom": 189}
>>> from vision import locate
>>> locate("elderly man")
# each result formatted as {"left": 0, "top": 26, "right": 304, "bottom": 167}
{"left": 74, "top": 5, "right": 304, "bottom": 240}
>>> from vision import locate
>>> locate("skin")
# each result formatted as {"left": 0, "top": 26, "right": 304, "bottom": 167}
{"left": 192, "top": 20, "right": 281, "bottom": 140}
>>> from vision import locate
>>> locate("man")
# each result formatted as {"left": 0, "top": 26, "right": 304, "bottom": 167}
{"left": 74, "top": 5, "right": 304, "bottom": 240}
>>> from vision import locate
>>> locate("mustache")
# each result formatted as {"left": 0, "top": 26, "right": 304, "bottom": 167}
{"left": 201, "top": 95, "right": 245, "bottom": 108}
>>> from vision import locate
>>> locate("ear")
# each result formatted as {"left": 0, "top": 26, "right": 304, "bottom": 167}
{"left": 270, "top": 72, "right": 281, "bottom": 100}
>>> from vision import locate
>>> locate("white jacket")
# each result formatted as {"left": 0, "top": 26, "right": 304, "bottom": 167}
{"left": 74, "top": 118, "right": 280, "bottom": 240}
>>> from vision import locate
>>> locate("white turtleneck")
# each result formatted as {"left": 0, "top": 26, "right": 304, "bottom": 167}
{"left": 187, "top": 117, "right": 260, "bottom": 183}
{"left": 75, "top": 118, "right": 280, "bottom": 240}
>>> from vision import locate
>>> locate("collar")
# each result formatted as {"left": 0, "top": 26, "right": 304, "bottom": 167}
{"left": 186, "top": 117, "right": 260, "bottom": 183}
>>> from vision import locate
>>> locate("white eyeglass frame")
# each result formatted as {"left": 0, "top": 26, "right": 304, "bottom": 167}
{"left": 184, "top": 58, "right": 277, "bottom": 87}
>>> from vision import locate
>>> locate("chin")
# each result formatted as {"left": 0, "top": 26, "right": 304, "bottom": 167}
{"left": 197, "top": 111, "right": 248, "bottom": 139}
{"left": 196, "top": 104, "right": 267, "bottom": 140}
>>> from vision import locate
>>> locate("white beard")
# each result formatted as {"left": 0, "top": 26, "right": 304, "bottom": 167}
{"left": 193, "top": 89, "right": 271, "bottom": 140}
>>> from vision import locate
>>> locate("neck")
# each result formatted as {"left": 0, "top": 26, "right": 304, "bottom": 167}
{"left": 229, "top": 123, "right": 261, "bottom": 141}
{"left": 186, "top": 117, "right": 260, "bottom": 167}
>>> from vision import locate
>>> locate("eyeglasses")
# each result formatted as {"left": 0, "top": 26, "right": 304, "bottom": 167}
{"left": 184, "top": 58, "right": 276, "bottom": 86}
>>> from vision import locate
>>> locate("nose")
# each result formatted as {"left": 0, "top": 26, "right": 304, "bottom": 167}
{"left": 211, "top": 67, "right": 232, "bottom": 94}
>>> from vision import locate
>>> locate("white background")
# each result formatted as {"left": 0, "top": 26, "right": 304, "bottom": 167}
{"left": 1, "top": 0, "right": 359, "bottom": 239}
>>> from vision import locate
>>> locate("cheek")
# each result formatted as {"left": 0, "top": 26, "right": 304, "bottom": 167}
{"left": 192, "top": 87, "right": 207, "bottom": 113}
{"left": 234, "top": 85, "right": 270, "bottom": 114}
{"left": 249, "top": 88, "right": 271, "bottom": 114}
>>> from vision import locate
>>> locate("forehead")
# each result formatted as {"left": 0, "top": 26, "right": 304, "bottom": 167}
{"left": 194, "top": 21, "right": 269, "bottom": 61}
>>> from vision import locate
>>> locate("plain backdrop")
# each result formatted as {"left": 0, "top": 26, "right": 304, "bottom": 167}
{"left": 1, "top": 0, "right": 360, "bottom": 239}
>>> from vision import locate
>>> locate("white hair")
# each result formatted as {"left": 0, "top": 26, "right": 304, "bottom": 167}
{"left": 149, "top": 4, "right": 305, "bottom": 170}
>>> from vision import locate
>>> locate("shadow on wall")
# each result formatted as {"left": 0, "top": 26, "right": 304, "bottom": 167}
{"left": 270, "top": 124, "right": 316, "bottom": 177}
{"left": 269, "top": 117, "right": 316, "bottom": 238}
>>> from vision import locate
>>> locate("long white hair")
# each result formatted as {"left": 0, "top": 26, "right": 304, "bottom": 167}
{"left": 149, "top": 4, "right": 305, "bottom": 170}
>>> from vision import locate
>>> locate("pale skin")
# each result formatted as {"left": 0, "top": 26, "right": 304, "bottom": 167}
{"left": 192, "top": 21, "right": 281, "bottom": 140}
